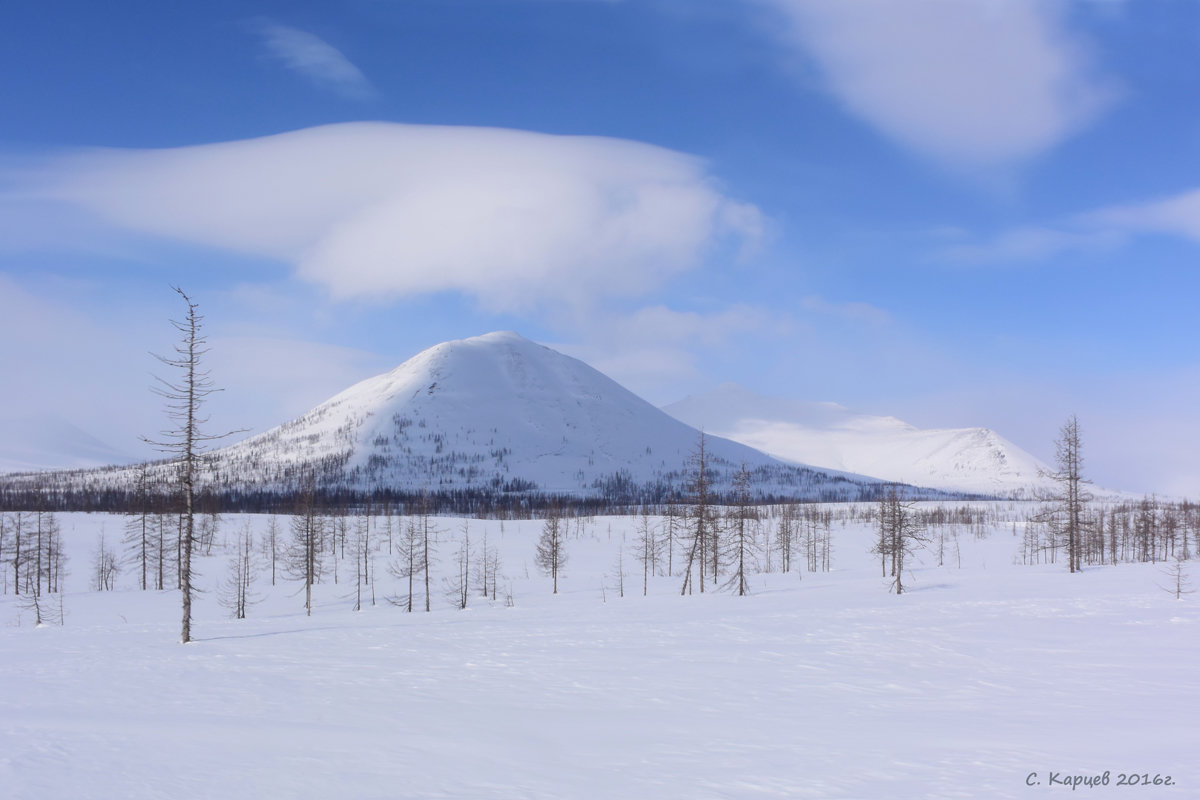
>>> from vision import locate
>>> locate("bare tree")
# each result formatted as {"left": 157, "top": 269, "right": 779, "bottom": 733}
{"left": 9, "top": 511, "right": 28, "bottom": 595}
{"left": 636, "top": 506, "right": 659, "bottom": 596}
{"left": 723, "top": 463, "right": 756, "bottom": 596}
{"left": 91, "top": 531, "right": 120, "bottom": 592}
{"left": 680, "top": 431, "right": 714, "bottom": 595}
{"left": 776, "top": 503, "right": 797, "bottom": 574}
{"left": 475, "top": 525, "right": 502, "bottom": 602}
{"left": 418, "top": 496, "right": 437, "bottom": 612}
{"left": 287, "top": 479, "right": 324, "bottom": 617}
{"left": 444, "top": 520, "right": 471, "bottom": 610}
{"left": 264, "top": 515, "right": 280, "bottom": 586}
{"left": 873, "top": 485, "right": 927, "bottom": 595}
{"left": 668, "top": 503, "right": 685, "bottom": 577}
{"left": 122, "top": 463, "right": 154, "bottom": 591}
{"left": 154, "top": 513, "right": 172, "bottom": 591}
{"left": 353, "top": 512, "right": 372, "bottom": 611}
{"left": 1161, "top": 557, "right": 1194, "bottom": 600}
{"left": 146, "top": 287, "right": 237, "bottom": 643}
{"left": 1048, "top": 415, "right": 1090, "bottom": 574}
{"left": 611, "top": 545, "right": 625, "bottom": 599}
{"left": 387, "top": 516, "right": 420, "bottom": 612}
{"left": 36, "top": 512, "right": 67, "bottom": 596}
{"left": 457, "top": 519, "right": 470, "bottom": 608}
{"left": 220, "top": 522, "right": 257, "bottom": 619}
{"left": 535, "top": 505, "right": 568, "bottom": 594}
{"left": 388, "top": 497, "right": 437, "bottom": 611}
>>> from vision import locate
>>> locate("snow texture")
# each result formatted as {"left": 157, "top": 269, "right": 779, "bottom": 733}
{"left": 2, "top": 505, "right": 1196, "bottom": 799}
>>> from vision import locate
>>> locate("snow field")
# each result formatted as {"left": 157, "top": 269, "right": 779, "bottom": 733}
{"left": 1, "top": 504, "right": 1197, "bottom": 799}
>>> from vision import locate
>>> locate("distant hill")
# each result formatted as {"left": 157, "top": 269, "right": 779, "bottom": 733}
{"left": 664, "top": 383, "right": 1054, "bottom": 498}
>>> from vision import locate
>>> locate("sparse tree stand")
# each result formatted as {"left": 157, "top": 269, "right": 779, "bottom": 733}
{"left": 535, "top": 506, "right": 568, "bottom": 594}
{"left": 146, "top": 287, "right": 235, "bottom": 643}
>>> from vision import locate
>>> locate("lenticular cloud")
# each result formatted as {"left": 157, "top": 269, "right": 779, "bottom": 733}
{"left": 31, "top": 122, "right": 762, "bottom": 309}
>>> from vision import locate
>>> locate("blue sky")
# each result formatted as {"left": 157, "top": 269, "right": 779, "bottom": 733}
{"left": 1, "top": 0, "right": 1198, "bottom": 494}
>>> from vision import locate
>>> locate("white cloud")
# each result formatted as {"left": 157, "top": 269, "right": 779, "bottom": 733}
{"left": 255, "top": 22, "right": 375, "bottom": 100}
{"left": 23, "top": 122, "right": 762, "bottom": 313}
{"left": 755, "top": 0, "right": 1118, "bottom": 170}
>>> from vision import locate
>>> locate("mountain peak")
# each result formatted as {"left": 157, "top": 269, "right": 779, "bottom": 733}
{"left": 205, "top": 334, "right": 879, "bottom": 498}
{"left": 471, "top": 330, "right": 531, "bottom": 344}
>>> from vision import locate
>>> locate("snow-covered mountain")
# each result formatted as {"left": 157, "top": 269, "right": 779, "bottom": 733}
{"left": 188, "top": 332, "right": 883, "bottom": 501}
{"left": 664, "top": 383, "right": 1053, "bottom": 497}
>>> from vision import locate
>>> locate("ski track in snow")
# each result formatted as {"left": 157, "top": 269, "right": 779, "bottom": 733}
{"left": 1, "top": 507, "right": 1197, "bottom": 799}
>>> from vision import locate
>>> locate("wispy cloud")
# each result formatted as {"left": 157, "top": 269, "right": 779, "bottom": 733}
{"left": 933, "top": 186, "right": 1200, "bottom": 265}
{"left": 553, "top": 303, "right": 790, "bottom": 403}
{"left": 933, "top": 225, "right": 1125, "bottom": 265}
{"left": 19, "top": 122, "right": 763, "bottom": 313}
{"left": 753, "top": 0, "right": 1119, "bottom": 171}
{"left": 1088, "top": 188, "right": 1200, "bottom": 244}
{"left": 800, "top": 295, "right": 890, "bottom": 326}
{"left": 254, "top": 22, "right": 374, "bottom": 101}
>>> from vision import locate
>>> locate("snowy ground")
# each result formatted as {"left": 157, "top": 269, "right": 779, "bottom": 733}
{"left": 1, "top": 505, "right": 1196, "bottom": 799}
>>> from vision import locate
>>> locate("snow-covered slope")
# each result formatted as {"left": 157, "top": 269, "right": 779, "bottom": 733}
{"left": 664, "top": 383, "right": 1053, "bottom": 497}
{"left": 206, "top": 333, "right": 879, "bottom": 500}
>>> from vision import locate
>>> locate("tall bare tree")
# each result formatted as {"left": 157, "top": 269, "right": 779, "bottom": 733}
{"left": 123, "top": 463, "right": 154, "bottom": 591}
{"left": 418, "top": 494, "right": 437, "bottom": 612}
{"left": 723, "top": 463, "right": 756, "bottom": 596}
{"left": 1050, "top": 415, "right": 1090, "bottom": 574}
{"left": 680, "top": 431, "right": 713, "bottom": 595}
{"left": 288, "top": 478, "right": 324, "bottom": 617}
{"left": 636, "top": 506, "right": 659, "bottom": 596}
{"left": 264, "top": 515, "right": 280, "bottom": 586}
{"left": 146, "top": 287, "right": 236, "bottom": 643}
